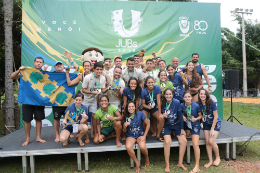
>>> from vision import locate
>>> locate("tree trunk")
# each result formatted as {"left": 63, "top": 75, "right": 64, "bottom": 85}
{"left": 3, "top": 0, "right": 15, "bottom": 134}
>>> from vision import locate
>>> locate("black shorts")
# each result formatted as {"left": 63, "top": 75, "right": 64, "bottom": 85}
{"left": 22, "top": 104, "right": 45, "bottom": 122}
{"left": 52, "top": 106, "right": 67, "bottom": 120}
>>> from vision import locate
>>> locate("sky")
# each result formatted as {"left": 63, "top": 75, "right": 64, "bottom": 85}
{"left": 198, "top": 0, "right": 260, "bottom": 33}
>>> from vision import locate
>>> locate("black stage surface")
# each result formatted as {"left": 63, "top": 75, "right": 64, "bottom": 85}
{"left": 0, "top": 120, "right": 260, "bottom": 173}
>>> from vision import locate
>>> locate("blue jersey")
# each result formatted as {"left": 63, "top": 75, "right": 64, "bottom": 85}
{"left": 195, "top": 64, "right": 203, "bottom": 78}
{"left": 168, "top": 73, "right": 185, "bottom": 101}
{"left": 122, "top": 87, "right": 141, "bottom": 102}
{"left": 161, "top": 98, "right": 184, "bottom": 129}
{"left": 64, "top": 103, "right": 88, "bottom": 128}
{"left": 123, "top": 111, "right": 147, "bottom": 138}
{"left": 197, "top": 101, "right": 221, "bottom": 125}
{"left": 141, "top": 85, "right": 161, "bottom": 106}
{"left": 181, "top": 101, "right": 201, "bottom": 126}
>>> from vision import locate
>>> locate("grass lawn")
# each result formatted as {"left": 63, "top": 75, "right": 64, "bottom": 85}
{"left": 0, "top": 101, "right": 260, "bottom": 173}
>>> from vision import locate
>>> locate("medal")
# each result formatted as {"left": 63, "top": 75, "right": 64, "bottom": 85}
{"left": 161, "top": 83, "right": 166, "bottom": 88}
{"left": 202, "top": 116, "right": 206, "bottom": 122}
{"left": 202, "top": 105, "right": 207, "bottom": 122}
{"left": 150, "top": 102, "right": 155, "bottom": 107}
{"left": 148, "top": 89, "right": 155, "bottom": 107}
{"left": 97, "top": 89, "right": 101, "bottom": 93}
{"left": 165, "top": 109, "right": 171, "bottom": 114}
{"left": 166, "top": 101, "right": 171, "bottom": 114}
{"left": 105, "top": 114, "right": 110, "bottom": 120}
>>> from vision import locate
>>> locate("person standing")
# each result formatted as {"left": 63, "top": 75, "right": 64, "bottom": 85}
{"left": 10, "top": 57, "right": 47, "bottom": 146}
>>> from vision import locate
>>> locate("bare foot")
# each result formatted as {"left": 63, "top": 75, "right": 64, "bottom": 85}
{"left": 116, "top": 140, "right": 122, "bottom": 147}
{"left": 122, "top": 136, "right": 126, "bottom": 141}
{"left": 145, "top": 157, "right": 150, "bottom": 167}
{"left": 165, "top": 167, "right": 170, "bottom": 173}
{"left": 152, "top": 132, "right": 156, "bottom": 137}
{"left": 177, "top": 163, "right": 187, "bottom": 171}
{"left": 135, "top": 167, "right": 140, "bottom": 173}
{"left": 204, "top": 162, "right": 213, "bottom": 168}
{"left": 189, "top": 168, "right": 200, "bottom": 173}
{"left": 78, "top": 140, "right": 85, "bottom": 147}
{"left": 54, "top": 138, "right": 60, "bottom": 142}
{"left": 85, "top": 138, "right": 90, "bottom": 143}
{"left": 22, "top": 140, "right": 30, "bottom": 146}
{"left": 213, "top": 157, "right": 221, "bottom": 166}
{"left": 75, "top": 134, "right": 79, "bottom": 140}
{"left": 36, "top": 138, "right": 46, "bottom": 143}
{"left": 70, "top": 135, "right": 75, "bottom": 138}
{"left": 62, "top": 141, "right": 68, "bottom": 146}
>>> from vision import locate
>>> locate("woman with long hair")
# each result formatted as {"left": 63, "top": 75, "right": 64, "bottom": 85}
{"left": 155, "top": 71, "right": 174, "bottom": 99}
{"left": 122, "top": 77, "right": 142, "bottom": 112}
{"left": 167, "top": 65, "right": 187, "bottom": 103}
{"left": 141, "top": 76, "right": 164, "bottom": 140}
{"left": 93, "top": 95, "right": 123, "bottom": 147}
{"left": 182, "top": 91, "right": 203, "bottom": 173}
{"left": 123, "top": 101, "right": 150, "bottom": 173}
{"left": 161, "top": 89, "right": 187, "bottom": 172}
{"left": 184, "top": 61, "right": 203, "bottom": 102}
{"left": 198, "top": 89, "right": 221, "bottom": 168}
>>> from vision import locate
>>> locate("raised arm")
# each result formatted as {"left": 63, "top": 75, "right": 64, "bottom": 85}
{"left": 10, "top": 66, "right": 26, "bottom": 79}
{"left": 63, "top": 51, "right": 79, "bottom": 70}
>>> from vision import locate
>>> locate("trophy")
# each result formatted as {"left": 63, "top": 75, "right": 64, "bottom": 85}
{"left": 140, "top": 49, "right": 146, "bottom": 57}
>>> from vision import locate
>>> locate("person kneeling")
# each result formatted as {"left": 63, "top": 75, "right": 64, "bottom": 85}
{"left": 94, "top": 95, "right": 123, "bottom": 147}
{"left": 60, "top": 91, "right": 89, "bottom": 147}
{"left": 123, "top": 101, "right": 150, "bottom": 173}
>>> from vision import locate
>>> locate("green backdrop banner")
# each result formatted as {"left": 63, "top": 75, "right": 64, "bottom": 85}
{"left": 21, "top": 0, "right": 222, "bottom": 127}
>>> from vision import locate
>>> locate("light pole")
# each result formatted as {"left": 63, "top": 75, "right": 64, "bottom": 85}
{"left": 235, "top": 8, "right": 253, "bottom": 97}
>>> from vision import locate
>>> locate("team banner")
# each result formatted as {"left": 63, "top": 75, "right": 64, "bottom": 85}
{"left": 18, "top": 67, "right": 77, "bottom": 106}
{"left": 22, "top": 0, "right": 222, "bottom": 118}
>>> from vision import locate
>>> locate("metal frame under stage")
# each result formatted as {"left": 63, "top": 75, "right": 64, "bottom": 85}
{"left": 0, "top": 120, "right": 260, "bottom": 173}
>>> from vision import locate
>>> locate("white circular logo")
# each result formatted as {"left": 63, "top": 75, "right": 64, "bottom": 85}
{"left": 194, "top": 20, "right": 208, "bottom": 31}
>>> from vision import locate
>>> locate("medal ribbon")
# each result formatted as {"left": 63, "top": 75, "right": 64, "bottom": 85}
{"left": 174, "top": 67, "right": 178, "bottom": 76}
{"left": 149, "top": 89, "right": 154, "bottom": 102}
{"left": 75, "top": 105, "right": 83, "bottom": 121}
{"left": 202, "top": 105, "right": 207, "bottom": 117}
{"left": 94, "top": 73, "right": 101, "bottom": 89}
{"left": 127, "top": 68, "right": 134, "bottom": 78}
{"left": 187, "top": 75, "right": 192, "bottom": 87}
{"left": 131, "top": 91, "right": 135, "bottom": 101}
{"left": 129, "top": 113, "right": 135, "bottom": 119}
{"left": 186, "top": 102, "right": 192, "bottom": 118}
{"left": 148, "top": 70, "right": 154, "bottom": 77}
{"left": 166, "top": 101, "right": 171, "bottom": 110}
{"left": 101, "top": 108, "right": 109, "bottom": 115}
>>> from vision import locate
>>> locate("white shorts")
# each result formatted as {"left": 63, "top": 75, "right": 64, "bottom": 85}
{"left": 82, "top": 103, "right": 98, "bottom": 113}
{"left": 110, "top": 102, "right": 121, "bottom": 112}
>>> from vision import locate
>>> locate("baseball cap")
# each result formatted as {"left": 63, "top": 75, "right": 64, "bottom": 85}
{"left": 55, "top": 61, "right": 63, "bottom": 65}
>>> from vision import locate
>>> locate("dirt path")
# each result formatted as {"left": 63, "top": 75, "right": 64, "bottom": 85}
{"left": 223, "top": 98, "right": 260, "bottom": 104}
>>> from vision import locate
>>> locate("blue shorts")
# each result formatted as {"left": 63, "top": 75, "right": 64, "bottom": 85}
{"left": 184, "top": 122, "right": 200, "bottom": 135}
{"left": 162, "top": 123, "right": 182, "bottom": 136}
{"left": 63, "top": 126, "right": 73, "bottom": 133}
{"left": 203, "top": 122, "right": 221, "bottom": 131}
{"left": 142, "top": 107, "right": 158, "bottom": 115}
{"left": 126, "top": 131, "right": 145, "bottom": 139}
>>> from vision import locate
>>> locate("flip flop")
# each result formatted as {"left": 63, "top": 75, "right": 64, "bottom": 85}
{"left": 62, "top": 142, "right": 68, "bottom": 146}
{"left": 156, "top": 137, "right": 164, "bottom": 142}
{"left": 78, "top": 141, "right": 85, "bottom": 147}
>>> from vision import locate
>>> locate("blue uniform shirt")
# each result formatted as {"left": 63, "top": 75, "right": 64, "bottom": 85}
{"left": 123, "top": 111, "right": 147, "bottom": 138}
{"left": 161, "top": 98, "right": 184, "bottom": 129}
{"left": 181, "top": 101, "right": 201, "bottom": 126}
{"left": 141, "top": 85, "right": 161, "bottom": 106}
{"left": 122, "top": 87, "right": 142, "bottom": 102}
{"left": 198, "top": 101, "right": 221, "bottom": 125}
{"left": 64, "top": 103, "right": 88, "bottom": 128}
{"left": 195, "top": 64, "right": 203, "bottom": 78}
{"left": 168, "top": 73, "right": 185, "bottom": 101}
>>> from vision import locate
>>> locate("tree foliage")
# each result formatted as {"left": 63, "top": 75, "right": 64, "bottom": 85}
{"left": 222, "top": 12, "right": 260, "bottom": 89}
{"left": 0, "top": 0, "right": 21, "bottom": 100}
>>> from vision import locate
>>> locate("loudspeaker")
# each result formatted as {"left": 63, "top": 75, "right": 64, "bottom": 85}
{"left": 225, "top": 70, "right": 239, "bottom": 90}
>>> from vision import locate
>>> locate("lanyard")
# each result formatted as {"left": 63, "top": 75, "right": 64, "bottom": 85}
{"left": 166, "top": 101, "right": 171, "bottom": 110}
{"left": 94, "top": 73, "right": 101, "bottom": 89}
{"left": 186, "top": 103, "right": 192, "bottom": 118}
{"left": 129, "top": 113, "right": 135, "bottom": 119}
{"left": 174, "top": 67, "right": 178, "bottom": 76}
{"left": 187, "top": 75, "right": 192, "bottom": 87}
{"left": 101, "top": 108, "right": 109, "bottom": 115}
{"left": 202, "top": 105, "right": 207, "bottom": 117}
{"left": 128, "top": 69, "right": 134, "bottom": 78}
{"left": 148, "top": 70, "right": 154, "bottom": 77}
{"left": 148, "top": 89, "right": 154, "bottom": 101}
{"left": 75, "top": 105, "right": 83, "bottom": 121}
{"left": 131, "top": 91, "right": 135, "bottom": 101}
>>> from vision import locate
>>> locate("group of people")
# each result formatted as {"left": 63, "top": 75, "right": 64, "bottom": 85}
{"left": 11, "top": 52, "right": 221, "bottom": 173}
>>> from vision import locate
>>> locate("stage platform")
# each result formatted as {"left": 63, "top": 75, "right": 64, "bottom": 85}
{"left": 0, "top": 120, "right": 260, "bottom": 173}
